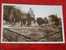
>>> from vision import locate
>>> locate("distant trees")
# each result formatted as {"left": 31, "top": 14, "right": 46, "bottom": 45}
{"left": 36, "top": 14, "right": 61, "bottom": 27}
{"left": 4, "top": 6, "right": 35, "bottom": 26}
{"left": 36, "top": 17, "right": 49, "bottom": 26}
{"left": 4, "top": 6, "right": 23, "bottom": 24}
{"left": 14, "top": 9, "right": 23, "bottom": 23}
{"left": 37, "top": 17, "right": 44, "bottom": 25}
{"left": 4, "top": 6, "right": 14, "bottom": 22}
{"left": 44, "top": 17, "right": 48, "bottom": 24}
{"left": 48, "top": 15, "right": 61, "bottom": 26}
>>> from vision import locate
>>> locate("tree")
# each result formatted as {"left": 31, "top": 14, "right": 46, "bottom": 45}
{"left": 37, "top": 17, "right": 44, "bottom": 25}
{"left": 4, "top": 6, "right": 24, "bottom": 24}
{"left": 48, "top": 14, "right": 60, "bottom": 26}
{"left": 27, "top": 13, "right": 32, "bottom": 26}
{"left": 4, "top": 6, "right": 14, "bottom": 22}
{"left": 44, "top": 17, "right": 48, "bottom": 24}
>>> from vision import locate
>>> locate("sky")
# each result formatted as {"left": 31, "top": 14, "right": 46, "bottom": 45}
{"left": 5, "top": 4, "right": 63, "bottom": 19}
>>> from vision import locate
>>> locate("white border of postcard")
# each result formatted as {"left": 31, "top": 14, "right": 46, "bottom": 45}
{"left": 1, "top": 3, "right": 65, "bottom": 44}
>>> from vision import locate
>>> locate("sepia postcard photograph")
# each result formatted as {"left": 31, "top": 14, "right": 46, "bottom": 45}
{"left": 1, "top": 3, "right": 65, "bottom": 43}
